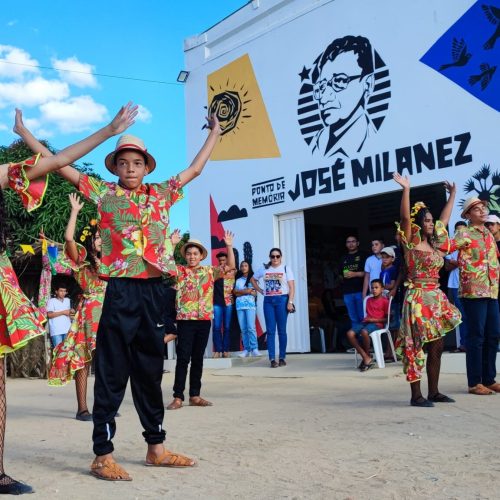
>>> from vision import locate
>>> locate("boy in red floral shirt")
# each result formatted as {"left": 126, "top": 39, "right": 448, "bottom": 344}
{"left": 16, "top": 110, "right": 221, "bottom": 481}
{"left": 166, "top": 230, "right": 235, "bottom": 410}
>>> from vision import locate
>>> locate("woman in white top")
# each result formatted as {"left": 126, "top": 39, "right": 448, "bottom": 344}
{"left": 233, "top": 261, "right": 261, "bottom": 358}
{"left": 254, "top": 248, "right": 295, "bottom": 368}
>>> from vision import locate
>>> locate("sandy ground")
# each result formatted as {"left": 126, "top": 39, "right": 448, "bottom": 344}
{"left": 4, "top": 353, "right": 500, "bottom": 500}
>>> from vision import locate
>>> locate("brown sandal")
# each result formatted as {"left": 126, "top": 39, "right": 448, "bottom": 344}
{"left": 145, "top": 450, "right": 196, "bottom": 468}
{"left": 189, "top": 397, "right": 213, "bottom": 407}
{"left": 166, "top": 398, "right": 183, "bottom": 410}
{"left": 468, "top": 384, "right": 495, "bottom": 395}
{"left": 90, "top": 458, "right": 132, "bottom": 481}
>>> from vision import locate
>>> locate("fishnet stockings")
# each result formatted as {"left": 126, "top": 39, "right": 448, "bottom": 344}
{"left": 0, "top": 358, "right": 16, "bottom": 486}
{"left": 0, "top": 359, "right": 5, "bottom": 476}
{"left": 75, "top": 363, "right": 90, "bottom": 414}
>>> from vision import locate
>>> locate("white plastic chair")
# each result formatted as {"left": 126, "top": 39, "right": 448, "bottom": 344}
{"left": 354, "top": 295, "right": 396, "bottom": 368}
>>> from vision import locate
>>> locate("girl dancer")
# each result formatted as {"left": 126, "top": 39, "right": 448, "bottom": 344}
{"left": 48, "top": 194, "right": 106, "bottom": 421}
{"left": 393, "top": 173, "right": 461, "bottom": 407}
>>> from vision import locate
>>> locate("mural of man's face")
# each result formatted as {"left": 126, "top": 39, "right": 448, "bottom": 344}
{"left": 315, "top": 52, "right": 373, "bottom": 127}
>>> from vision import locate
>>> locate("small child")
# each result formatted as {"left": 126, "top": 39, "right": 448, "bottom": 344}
{"left": 346, "top": 279, "right": 389, "bottom": 371}
{"left": 380, "top": 247, "right": 397, "bottom": 295}
{"left": 47, "top": 284, "right": 72, "bottom": 348}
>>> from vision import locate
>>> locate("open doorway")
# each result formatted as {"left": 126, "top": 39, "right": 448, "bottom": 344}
{"left": 304, "top": 183, "right": 447, "bottom": 352}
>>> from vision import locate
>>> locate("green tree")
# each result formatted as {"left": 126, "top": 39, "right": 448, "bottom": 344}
{"left": 0, "top": 139, "right": 99, "bottom": 249}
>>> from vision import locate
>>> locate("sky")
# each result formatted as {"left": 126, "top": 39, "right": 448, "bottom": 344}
{"left": 0, "top": 1, "right": 247, "bottom": 232}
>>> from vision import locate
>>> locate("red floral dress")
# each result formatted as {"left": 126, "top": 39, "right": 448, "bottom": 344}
{"left": 396, "top": 221, "right": 461, "bottom": 383}
{"left": 48, "top": 244, "right": 106, "bottom": 385}
{"left": 0, "top": 253, "right": 46, "bottom": 356}
{"left": 0, "top": 156, "right": 48, "bottom": 355}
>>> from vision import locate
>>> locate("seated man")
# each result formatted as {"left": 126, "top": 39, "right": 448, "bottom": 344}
{"left": 346, "top": 279, "right": 389, "bottom": 372}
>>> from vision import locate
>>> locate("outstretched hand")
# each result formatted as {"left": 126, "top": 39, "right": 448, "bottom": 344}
{"left": 109, "top": 102, "right": 138, "bottom": 135}
{"left": 223, "top": 230, "right": 234, "bottom": 247}
{"left": 444, "top": 180, "right": 456, "bottom": 195}
{"left": 206, "top": 114, "right": 221, "bottom": 135}
{"left": 13, "top": 108, "right": 26, "bottom": 136}
{"left": 393, "top": 172, "right": 410, "bottom": 189}
{"left": 170, "top": 229, "right": 182, "bottom": 246}
{"left": 68, "top": 192, "right": 84, "bottom": 212}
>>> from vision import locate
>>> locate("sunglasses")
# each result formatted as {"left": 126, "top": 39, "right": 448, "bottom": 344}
{"left": 270, "top": 254, "right": 281, "bottom": 259}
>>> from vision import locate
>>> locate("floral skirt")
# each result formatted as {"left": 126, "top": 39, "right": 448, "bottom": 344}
{"left": 0, "top": 256, "right": 45, "bottom": 357}
{"left": 48, "top": 294, "right": 103, "bottom": 386}
{"left": 396, "top": 285, "right": 461, "bottom": 383}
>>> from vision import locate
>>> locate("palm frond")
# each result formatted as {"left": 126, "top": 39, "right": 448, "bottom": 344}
{"left": 464, "top": 179, "right": 477, "bottom": 193}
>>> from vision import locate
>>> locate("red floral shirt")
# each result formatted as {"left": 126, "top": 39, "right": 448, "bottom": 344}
{"left": 168, "top": 265, "right": 224, "bottom": 320}
{"left": 78, "top": 174, "right": 183, "bottom": 279}
{"left": 454, "top": 225, "right": 499, "bottom": 299}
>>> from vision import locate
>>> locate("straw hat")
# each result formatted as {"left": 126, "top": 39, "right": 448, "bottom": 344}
{"left": 461, "top": 197, "right": 487, "bottom": 218}
{"left": 180, "top": 239, "right": 208, "bottom": 260}
{"left": 104, "top": 135, "right": 156, "bottom": 174}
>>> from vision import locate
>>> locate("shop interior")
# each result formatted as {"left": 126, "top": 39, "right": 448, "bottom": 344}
{"left": 304, "top": 183, "right": 459, "bottom": 352}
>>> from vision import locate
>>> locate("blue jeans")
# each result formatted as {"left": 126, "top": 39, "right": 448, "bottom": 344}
{"left": 462, "top": 298, "right": 500, "bottom": 387}
{"left": 263, "top": 295, "right": 289, "bottom": 360}
{"left": 449, "top": 288, "right": 468, "bottom": 346}
{"left": 343, "top": 292, "right": 364, "bottom": 328}
{"left": 213, "top": 304, "right": 233, "bottom": 353}
{"left": 50, "top": 334, "right": 66, "bottom": 348}
{"left": 236, "top": 308, "right": 258, "bottom": 351}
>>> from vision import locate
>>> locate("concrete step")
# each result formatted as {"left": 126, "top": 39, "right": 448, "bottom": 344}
{"left": 164, "top": 352, "right": 266, "bottom": 372}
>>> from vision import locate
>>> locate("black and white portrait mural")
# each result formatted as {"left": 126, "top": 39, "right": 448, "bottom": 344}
{"left": 297, "top": 35, "right": 391, "bottom": 158}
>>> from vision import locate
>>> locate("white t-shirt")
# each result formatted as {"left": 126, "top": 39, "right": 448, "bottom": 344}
{"left": 364, "top": 254, "right": 382, "bottom": 283}
{"left": 255, "top": 264, "right": 295, "bottom": 296}
{"left": 445, "top": 250, "right": 460, "bottom": 289}
{"left": 47, "top": 297, "right": 72, "bottom": 337}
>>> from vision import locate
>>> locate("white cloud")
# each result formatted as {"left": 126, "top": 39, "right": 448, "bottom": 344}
{"left": 24, "top": 117, "right": 40, "bottom": 130}
{"left": 51, "top": 56, "right": 98, "bottom": 88}
{"left": 0, "top": 77, "right": 69, "bottom": 108}
{"left": 0, "top": 123, "right": 7, "bottom": 131}
{"left": 0, "top": 45, "right": 39, "bottom": 80}
{"left": 136, "top": 104, "right": 152, "bottom": 123}
{"left": 40, "top": 95, "right": 108, "bottom": 133}
{"left": 7, "top": 20, "right": 18, "bottom": 27}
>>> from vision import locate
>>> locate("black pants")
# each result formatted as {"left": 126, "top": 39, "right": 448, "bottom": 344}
{"left": 173, "top": 320, "right": 211, "bottom": 400}
{"left": 92, "top": 278, "right": 168, "bottom": 456}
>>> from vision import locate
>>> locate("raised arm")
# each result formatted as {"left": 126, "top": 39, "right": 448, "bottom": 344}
{"left": 23, "top": 102, "right": 138, "bottom": 183}
{"left": 14, "top": 109, "right": 80, "bottom": 186}
{"left": 223, "top": 230, "right": 235, "bottom": 270}
{"left": 439, "top": 181, "right": 456, "bottom": 227}
{"left": 65, "top": 193, "right": 85, "bottom": 263}
{"left": 393, "top": 172, "right": 412, "bottom": 243}
{"left": 178, "top": 114, "right": 221, "bottom": 187}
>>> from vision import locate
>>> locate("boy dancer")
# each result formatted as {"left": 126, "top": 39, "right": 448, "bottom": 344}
{"left": 166, "top": 230, "right": 235, "bottom": 410}
{"left": 0, "top": 104, "right": 135, "bottom": 494}
{"left": 17, "top": 109, "right": 221, "bottom": 479}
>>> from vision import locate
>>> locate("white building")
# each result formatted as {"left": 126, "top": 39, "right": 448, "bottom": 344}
{"left": 183, "top": 0, "right": 500, "bottom": 354}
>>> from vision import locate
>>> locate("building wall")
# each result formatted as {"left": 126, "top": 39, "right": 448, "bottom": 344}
{"left": 183, "top": 0, "right": 500, "bottom": 351}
